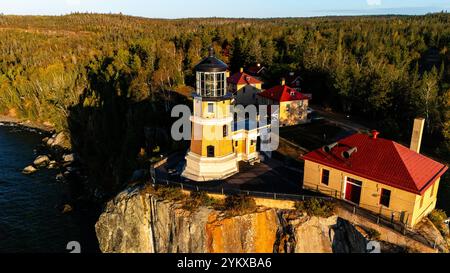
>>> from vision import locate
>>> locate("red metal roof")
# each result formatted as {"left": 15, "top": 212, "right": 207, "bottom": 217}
{"left": 227, "top": 71, "right": 262, "bottom": 85}
{"left": 257, "top": 84, "right": 309, "bottom": 102}
{"left": 302, "top": 133, "right": 448, "bottom": 195}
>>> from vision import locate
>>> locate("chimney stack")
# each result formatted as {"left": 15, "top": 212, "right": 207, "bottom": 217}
{"left": 240, "top": 67, "right": 244, "bottom": 73}
{"left": 281, "top": 78, "right": 286, "bottom": 86}
{"left": 410, "top": 118, "right": 425, "bottom": 153}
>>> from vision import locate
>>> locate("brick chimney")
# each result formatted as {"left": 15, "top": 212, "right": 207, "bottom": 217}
{"left": 240, "top": 67, "right": 244, "bottom": 73}
{"left": 410, "top": 118, "right": 425, "bottom": 153}
{"left": 281, "top": 78, "right": 286, "bottom": 86}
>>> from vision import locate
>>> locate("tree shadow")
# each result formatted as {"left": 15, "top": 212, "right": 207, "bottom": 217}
{"left": 67, "top": 56, "right": 189, "bottom": 200}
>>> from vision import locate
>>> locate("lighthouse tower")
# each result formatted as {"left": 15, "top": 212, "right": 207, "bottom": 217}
{"left": 182, "top": 48, "right": 239, "bottom": 182}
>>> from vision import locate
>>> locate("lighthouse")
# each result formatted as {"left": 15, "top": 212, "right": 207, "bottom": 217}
{"left": 181, "top": 48, "right": 239, "bottom": 182}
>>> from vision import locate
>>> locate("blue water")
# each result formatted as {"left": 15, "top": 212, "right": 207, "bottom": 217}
{"left": 0, "top": 125, "right": 95, "bottom": 253}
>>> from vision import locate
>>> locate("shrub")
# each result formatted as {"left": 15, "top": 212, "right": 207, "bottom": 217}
{"left": 366, "top": 227, "right": 381, "bottom": 241}
{"left": 428, "top": 209, "right": 449, "bottom": 237}
{"left": 223, "top": 195, "right": 257, "bottom": 216}
{"left": 154, "top": 186, "right": 185, "bottom": 201}
{"left": 183, "top": 191, "right": 220, "bottom": 211}
{"left": 295, "top": 198, "right": 335, "bottom": 218}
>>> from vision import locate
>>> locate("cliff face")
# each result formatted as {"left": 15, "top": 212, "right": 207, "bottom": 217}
{"left": 95, "top": 185, "right": 371, "bottom": 253}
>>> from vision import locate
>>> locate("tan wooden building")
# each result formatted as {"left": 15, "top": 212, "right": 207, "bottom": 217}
{"left": 302, "top": 119, "right": 448, "bottom": 227}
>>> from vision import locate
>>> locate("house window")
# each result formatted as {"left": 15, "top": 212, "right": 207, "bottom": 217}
{"left": 207, "top": 145, "right": 215, "bottom": 157}
{"left": 223, "top": 125, "right": 228, "bottom": 137}
{"left": 251, "top": 140, "right": 255, "bottom": 146}
{"left": 235, "top": 141, "right": 238, "bottom": 147}
{"left": 380, "top": 189, "right": 391, "bottom": 207}
{"left": 207, "top": 103, "right": 214, "bottom": 113}
{"left": 321, "top": 169, "right": 330, "bottom": 186}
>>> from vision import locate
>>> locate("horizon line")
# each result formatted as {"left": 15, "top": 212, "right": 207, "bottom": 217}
{"left": 0, "top": 10, "right": 448, "bottom": 20}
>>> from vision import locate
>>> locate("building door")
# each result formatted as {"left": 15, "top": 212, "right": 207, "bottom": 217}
{"left": 344, "top": 177, "right": 362, "bottom": 205}
{"left": 207, "top": 145, "right": 215, "bottom": 157}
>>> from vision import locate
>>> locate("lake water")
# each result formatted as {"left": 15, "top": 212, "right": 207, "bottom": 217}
{"left": 0, "top": 125, "right": 98, "bottom": 253}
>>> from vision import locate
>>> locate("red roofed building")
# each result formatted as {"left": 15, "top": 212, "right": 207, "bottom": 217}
{"left": 257, "top": 79, "right": 310, "bottom": 127}
{"left": 227, "top": 68, "right": 263, "bottom": 106}
{"left": 302, "top": 120, "right": 448, "bottom": 227}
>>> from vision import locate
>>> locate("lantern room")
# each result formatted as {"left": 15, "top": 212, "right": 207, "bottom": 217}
{"left": 194, "top": 47, "right": 228, "bottom": 98}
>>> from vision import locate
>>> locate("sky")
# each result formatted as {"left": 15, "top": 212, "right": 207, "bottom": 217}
{"left": 0, "top": 0, "right": 449, "bottom": 18}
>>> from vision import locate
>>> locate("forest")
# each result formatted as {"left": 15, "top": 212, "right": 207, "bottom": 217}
{"left": 0, "top": 13, "right": 449, "bottom": 194}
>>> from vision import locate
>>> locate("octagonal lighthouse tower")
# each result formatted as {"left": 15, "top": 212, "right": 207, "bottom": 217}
{"left": 181, "top": 48, "right": 239, "bottom": 182}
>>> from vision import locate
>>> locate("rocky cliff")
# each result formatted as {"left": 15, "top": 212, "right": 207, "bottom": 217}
{"left": 95, "top": 184, "right": 381, "bottom": 253}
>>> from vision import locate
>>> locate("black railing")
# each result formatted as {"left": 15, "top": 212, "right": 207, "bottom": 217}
{"left": 150, "top": 176, "right": 333, "bottom": 203}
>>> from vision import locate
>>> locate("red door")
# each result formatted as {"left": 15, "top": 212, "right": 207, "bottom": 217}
{"left": 345, "top": 178, "right": 362, "bottom": 205}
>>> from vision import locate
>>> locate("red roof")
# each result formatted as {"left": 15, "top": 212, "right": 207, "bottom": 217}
{"left": 302, "top": 133, "right": 448, "bottom": 195}
{"left": 257, "top": 84, "right": 309, "bottom": 102}
{"left": 227, "top": 71, "right": 262, "bottom": 85}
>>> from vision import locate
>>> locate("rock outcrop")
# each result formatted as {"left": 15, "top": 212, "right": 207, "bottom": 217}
{"left": 95, "top": 184, "right": 378, "bottom": 253}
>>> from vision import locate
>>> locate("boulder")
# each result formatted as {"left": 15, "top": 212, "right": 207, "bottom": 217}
{"left": 23, "top": 165, "right": 38, "bottom": 175}
{"left": 48, "top": 160, "right": 57, "bottom": 169}
{"left": 46, "top": 138, "right": 55, "bottom": 146}
{"left": 51, "top": 131, "right": 71, "bottom": 150}
{"left": 63, "top": 153, "right": 76, "bottom": 163}
{"left": 62, "top": 204, "right": 73, "bottom": 214}
{"left": 33, "top": 155, "right": 50, "bottom": 168}
{"left": 56, "top": 173, "right": 64, "bottom": 182}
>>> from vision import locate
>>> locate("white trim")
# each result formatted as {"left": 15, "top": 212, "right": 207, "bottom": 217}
{"left": 343, "top": 176, "right": 363, "bottom": 203}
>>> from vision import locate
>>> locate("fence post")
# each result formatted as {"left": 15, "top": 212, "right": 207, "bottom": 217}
{"left": 377, "top": 216, "right": 380, "bottom": 225}
{"left": 181, "top": 183, "right": 183, "bottom": 190}
{"left": 196, "top": 186, "right": 199, "bottom": 192}
{"left": 274, "top": 193, "right": 277, "bottom": 200}
{"left": 166, "top": 179, "right": 169, "bottom": 186}
{"left": 353, "top": 206, "right": 356, "bottom": 214}
{"left": 221, "top": 187, "right": 224, "bottom": 195}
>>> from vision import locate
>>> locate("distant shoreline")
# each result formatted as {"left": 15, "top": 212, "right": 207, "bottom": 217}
{"left": 0, "top": 115, "right": 54, "bottom": 133}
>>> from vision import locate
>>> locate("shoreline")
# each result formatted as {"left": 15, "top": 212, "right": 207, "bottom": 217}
{"left": 0, "top": 115, "right": 55, "bottom": 134}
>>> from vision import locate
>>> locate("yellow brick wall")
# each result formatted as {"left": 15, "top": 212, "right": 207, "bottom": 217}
{"left": 303, "top": 160, "right": 439, "bottom": 227}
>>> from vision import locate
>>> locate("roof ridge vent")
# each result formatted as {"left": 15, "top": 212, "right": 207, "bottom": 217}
{"left": 323, "top": 142, "right": 338, "bottom": 153}
{"left": 343, "top": 147, "right": 358, "bottom": 159}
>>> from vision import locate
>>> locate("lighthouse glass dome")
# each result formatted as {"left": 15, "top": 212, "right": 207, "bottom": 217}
{"left": 196, "top": 72, "right": 227, "bottom": 97}
{"left": 194, "top": 48, "right": 229, "bottom": 98}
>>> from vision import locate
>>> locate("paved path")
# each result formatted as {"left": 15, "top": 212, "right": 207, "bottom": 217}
{"left": 310, "top": 106, "right": 370, "bottom": 132}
